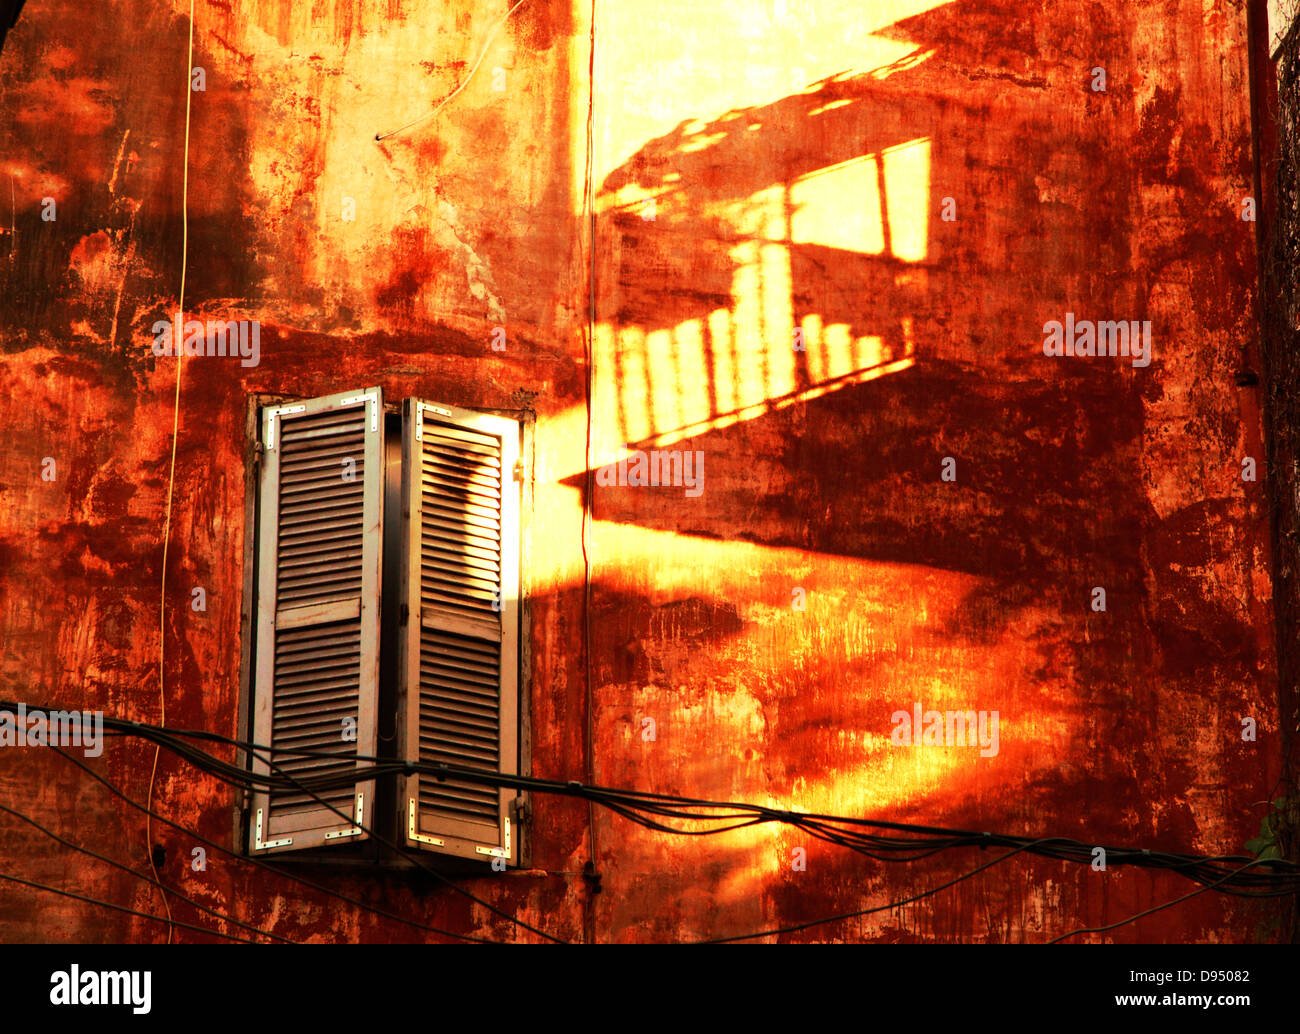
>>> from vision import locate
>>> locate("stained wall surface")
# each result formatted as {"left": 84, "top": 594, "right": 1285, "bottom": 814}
{"left": 0, "top": 0, "right": 1288, "bottom": 943}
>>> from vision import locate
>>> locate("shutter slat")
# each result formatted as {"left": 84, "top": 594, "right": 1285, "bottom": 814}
{"left": 420, "top": 546, "right": 500, "bottom": 576}
{"left": 422, "top": 504, "right": 502, "bottom": 536}
{"left": 421, "top": 435, "right": 502, "bottom": 462}
{"left": 278, "top": 504, "right": 364, "bottom": 528}
{"left": 281, "top": 425, "right": 366, "bottom": 448}
{"left": 420, "top": 491, "right": 503, "bottom": 524}
{"left": 279, "top": 547, "right": 365, "bottom": 571}
{"left": 273, "top": 672, "right": 361, "bottom": 695}
{"left": 281, "top": 489, "right": 364, "bottom": 513}
{"left": 421, "top": 424, "right": 500, "bottom": 448}
{"left": 421, "top": 464, "right": 502, "bottom": 493}
{"left": 422, "top": 570, "right": 500, "bottom": 597}
{"left": 420, "top": 647, "right": 499, "bottom": 679}
{"left": 277, "top": 527, "right": 368, "bottom": 554}
{"left": 421, "top": 708, "right": 500, "bottom": 735}
{"left": 274, "top": 642, "right": 360, "bottom": 664}
{"left": 422, "top": 530, "right": 501, "bottom": 561}
{"left": 421, "top": 471, "right": 502, "bottom": 503}
{"left": 277, "top": 577, "right": 363, "bottom": 597}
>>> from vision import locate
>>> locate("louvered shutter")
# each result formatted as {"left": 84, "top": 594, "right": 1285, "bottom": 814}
{"left": 249, "top": 387, "right": 383, "bottom": 854}
{"left": 398, "top": 399, "right": 520, "bottom": 864}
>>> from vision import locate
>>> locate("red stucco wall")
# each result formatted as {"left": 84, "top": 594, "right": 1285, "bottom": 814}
{"left": 0, "top": 0, "right": 1288, "bottom": 943}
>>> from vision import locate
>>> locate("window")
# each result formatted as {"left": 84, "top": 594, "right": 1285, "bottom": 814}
{"left": 241, "top": 387, "right": 525, "bottom": 867}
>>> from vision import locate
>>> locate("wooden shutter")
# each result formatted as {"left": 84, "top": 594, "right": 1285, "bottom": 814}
{"left": 249, "top": 387, "right": 383, "bottom": 854}
{"left": 398, "top": 399, "right": 520, "bottom": 864}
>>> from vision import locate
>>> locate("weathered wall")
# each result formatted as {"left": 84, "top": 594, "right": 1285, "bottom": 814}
{"left": 0, "top": 0, "right": 590, "bottom": 943}
{"left": 0, "top": 0, "right": 1289, "bottom": 942}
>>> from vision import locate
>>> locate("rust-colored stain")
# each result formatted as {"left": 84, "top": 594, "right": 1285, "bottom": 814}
{"left": 0, "top": 0, "right": 1290, "bottom": 943}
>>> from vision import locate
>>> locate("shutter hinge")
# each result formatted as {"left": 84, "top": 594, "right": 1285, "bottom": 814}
{"left": 324, "top": 793, "right": 365, "bottom": 840}
{"left": 264, "top": 403, "right": 306, "bottom": 451}
{"left": 510, "top": 796, "right": 530, "bottom": 826}
{"left": 408, "top": 798, "right": 445, "bottom": 847}
{"left": 341, "top": 391, "right": 379, "bottom": 433}
{"left": 399, "top": 602, "right": 409, "bottom": 627}
{"left": 513, "top": 460, "right": 524, "bottom": 482}
{"left": 414, "top": 401, "right": 453, "bottom": 443}
{"left": 253, "top": 808, "right": 293, "bottom": 851}
{"left": 474, "top": 816, "right": 511, "bottom": 859}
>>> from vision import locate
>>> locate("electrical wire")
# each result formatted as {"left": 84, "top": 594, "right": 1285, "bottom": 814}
{"left": 698, "top": 839, "right": 1053, "bottom": 943}
{"left": 9, "top": 699, "right": 1297, "bottom": 946}
{"left": 239, "top": 739, "right": 567, "bottom": 944}
{"left": 13, "top": 700, "right": 1295, "bottom": 898}
{"left": 0, "top": 802, "right": 295, "bottom": 944}
{"left": 146, "top": 0, "right": 198, "bottom": 948}
{"left": 45, "top": 723, "right": 565, "bottom": 941}
{"left": 581, "top": 0, "right": 598, "bottom": 947}
{"left": 0, "top": 871, "right": 262, "bottom": 944}
{"left": 1046, "top": 858, "right": 1275, "bottom": 944}
{"left": 96, "top": 710, "right": 1300, "bottom": 892}
{"left": 49, "top": 746, "right": 497, "bottom": 944}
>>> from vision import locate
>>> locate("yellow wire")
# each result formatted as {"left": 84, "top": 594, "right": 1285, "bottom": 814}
{"left": 147, "top": 0, "right": 196, "bottom": 946}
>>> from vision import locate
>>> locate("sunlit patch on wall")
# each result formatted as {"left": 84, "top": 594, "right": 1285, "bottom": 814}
{"left": 789, "top": 138, "right": 931, "bottom": 261}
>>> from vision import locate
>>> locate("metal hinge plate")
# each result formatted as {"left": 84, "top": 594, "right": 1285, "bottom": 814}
{"left": 254, "top": 808, "right": 293, "bottom": 851}
{"left": 263, "top": 404, "right": 306, "bottom": 451}
{"left": 408, "top": 798, "right": 446, "bottom": 846}
{"left": 341, "top": 391, "right": 380, "bottom": 433}
{"left": 324, "top": 793, "right": 365, "bottom": 840}
{"left": 474, "top": 817, "right": 511, "bottom": 859}
{"left": 414, "top": 401, "right": 454, "bottom": 443}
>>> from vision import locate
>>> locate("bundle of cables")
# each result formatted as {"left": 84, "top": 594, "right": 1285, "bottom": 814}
{"left": 4, "top": 697, "right": 1297, "bottom": 901}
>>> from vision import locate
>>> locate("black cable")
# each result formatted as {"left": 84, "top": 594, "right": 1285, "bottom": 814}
{"left": 76, "top": 713, "right": 1300, "bottom": 895}
{"left": 95, "top": 715, "right": 1300, "bottom": 894}
{"left": 79, "top": 708, "right": 1290, "bottom": 875}
{"left": 0, "top": 802, "right": 296, "bottom": 944}
{"left": 23, "top": 714, "right": 568, "bottom": 941}
{"left": 1046, "top": 858, "right": 1274, "bottom": 944}
{"left": 697, "top": 839, "right": 1055, "bottom": 943}
{"left": 0, "top": 871, "right": 262, "bottom": 944}
{"left": 240, "top": 739, "right": 568, "bottom": 944}
{"left": 13, "top": 699, "right": 1300, "bottom": 903}
{"left": 81, "top": 722, "right": 566, "bottom": 941}
{"left": 48, "top": 746, "right": 496, "bottom": 944}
